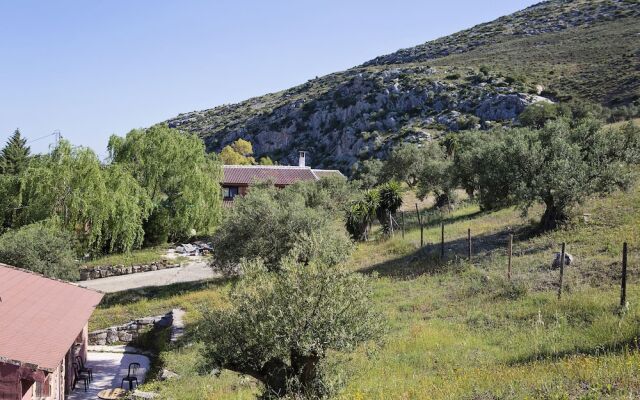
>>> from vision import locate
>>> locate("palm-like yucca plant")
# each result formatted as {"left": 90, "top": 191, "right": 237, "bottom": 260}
{"left": 345, "top": 189, "right": 379, "bottom": 241}
{"left": 377, "top": 181, "right": 404, "bottom": 234}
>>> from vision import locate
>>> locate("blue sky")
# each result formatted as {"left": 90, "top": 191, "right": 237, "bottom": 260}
{"left": 0, "top": 0, "right": 538, "bottom": 157}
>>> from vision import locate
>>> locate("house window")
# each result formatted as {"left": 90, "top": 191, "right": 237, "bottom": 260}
{"left": 223, "top": 186, "right": 239, "bottom": 199}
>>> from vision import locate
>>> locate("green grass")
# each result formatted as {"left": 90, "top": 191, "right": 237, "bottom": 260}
{"left": 81, "top": 245, "right": 183, "bottom": 269}
{"left": 90, "top": 185, "right": 640, "bottom": 399}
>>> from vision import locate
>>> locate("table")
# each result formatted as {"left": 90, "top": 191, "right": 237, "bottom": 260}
{"left": 97, "top": 388, "right": 128, "bottom": 399}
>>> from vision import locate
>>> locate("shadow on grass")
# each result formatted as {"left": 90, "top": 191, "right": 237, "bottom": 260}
{"left": 359, "top": 222, "right": 541, "bottom": 279}
{"left": 507, "top": 331, "right": 640, "bottom": 366}
{"left": 99, "top": 276, "right": 236, "bottom": 308}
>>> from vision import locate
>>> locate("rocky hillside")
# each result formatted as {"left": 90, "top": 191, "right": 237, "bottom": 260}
{"left": 166, "top": 0, "right": 640, "bottom": 172}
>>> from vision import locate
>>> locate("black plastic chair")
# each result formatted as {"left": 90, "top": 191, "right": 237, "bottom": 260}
{"left": 121, "top": 362, "right": 140, "bottom": 390}
{"left": 75, "top": 355, "right": 93, "bottom": 382}
{"left": 72, "top": 362, "right": 89, "bottom": 392}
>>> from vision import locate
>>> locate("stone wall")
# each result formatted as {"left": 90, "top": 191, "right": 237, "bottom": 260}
{"left": 79, "top": 260, "right": 180, "bottom": 280}
{"left": 89, "top": 311, "right": 174, "bottom": 345}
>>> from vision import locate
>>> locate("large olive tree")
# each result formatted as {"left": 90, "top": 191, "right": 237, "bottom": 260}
{"left": 200, "top": 256, "right": 382, "bottom": 398}
{"left": 477, "top": 119, "right": 640, "bottom": 230}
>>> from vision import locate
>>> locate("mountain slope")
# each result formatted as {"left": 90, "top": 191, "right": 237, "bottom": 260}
{"left": 166, "top": 0, "right": 640, "bottom": 171}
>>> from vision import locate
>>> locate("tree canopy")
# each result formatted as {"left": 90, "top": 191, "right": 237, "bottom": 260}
{"left": 109, "top": 125, "right": 223, "bottom": 240}
{"left": 200, "top": 256, "right": 382, "bottom": 397}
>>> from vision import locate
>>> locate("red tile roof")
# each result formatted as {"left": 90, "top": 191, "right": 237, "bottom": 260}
{"left": 0, "top": 264, "right": 104, "bottom": 372}
{"left": 222, "top": 165, "right": 319, "bottom": 186}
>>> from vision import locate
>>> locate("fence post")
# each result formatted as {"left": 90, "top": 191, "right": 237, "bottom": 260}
{"left": 467, "top": 228, "right": 472, "bottom": 262}
{"left": 440, "top": 221, "right": 445, "bottom": 260}
{"left": 507, "top": 234, "right": 513, "bottom": 281}
{"left": 557, "top": 242, "right": 566, "bottom": 300}
{"left": 621, "top": 242, "right": 628, "bottom": 308}
{"left": 415, "top": 203, "right": 423, "bottom": 247}
{"left": 401, "top": 211, "right": 405, "bottom": 239}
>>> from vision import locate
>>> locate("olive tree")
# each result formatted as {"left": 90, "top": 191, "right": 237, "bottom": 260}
{"left": 211, "top": 184, "right": 352, "bottom": 273}
{"left": 416, "top": 142, "right": 454, "bottom": 208}
{"left": 381, "top": 143, "right": 425, "bottom": 187}
{"left": 200, "top": 256, "right": 382, "bottom": 398}
{"left": 477, "top": 119, "right": 640, "bottom": 230}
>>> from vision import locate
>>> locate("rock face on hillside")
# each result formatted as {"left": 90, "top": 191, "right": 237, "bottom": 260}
{"left": 165, "top": 0, "right": 639, "bottom": 172}
{"left": 169, "top": 67, "right": 549, "bottom": 170}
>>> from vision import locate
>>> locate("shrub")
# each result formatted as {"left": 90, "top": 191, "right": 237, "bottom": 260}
{"left": 0, "top": 222, "right": 79, "bottom": 281}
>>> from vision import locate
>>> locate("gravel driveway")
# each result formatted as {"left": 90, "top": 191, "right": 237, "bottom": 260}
{"left": 77, "top": 260, "right": 217, "bottom": 293}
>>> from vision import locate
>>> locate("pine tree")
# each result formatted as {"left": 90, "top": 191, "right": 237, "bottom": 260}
{"left": 0, "top": 129, "right": 30, "bottom": 175}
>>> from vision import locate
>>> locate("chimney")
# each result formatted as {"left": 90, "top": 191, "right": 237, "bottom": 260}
{"left": 298, "top": 151, "right": 306, "bottom": 167}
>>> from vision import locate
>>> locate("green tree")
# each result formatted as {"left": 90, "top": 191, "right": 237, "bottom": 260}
{"left": 381, "top": 143, "right": 425, "bottom": 187}
{"left": 416, "top": 142, "right": 454, "bottom": 208}
{"left": 258, "top": 156, "right": 274, "bottom": 165}
{"left": 211, "top": 184, "right": 352, "bottom": 272}
{"left": 19, "top": 141, "right": 111, "bottom": 251}
{"left": 351, "top": 159, "right": 384, "bottom": 189}
{"left": 19, "top": 140, "right": 152, "bottom": 254}
{"left": 0, "top": 221, "right": 79, "bottom": 280}
{"left": 0, "top": 129, "right": 30, "bottom": 175}
{"left": 477, "top": 119, "right": 640, "bottom": 230}
{"left": 0, "top": 130, "right": 31, "bottom": 229}
{"left": 109, "top": 125, "right": 223, "bottom": 241}
{"left": 200, "top": 256, "right": 382, "bottom": 398}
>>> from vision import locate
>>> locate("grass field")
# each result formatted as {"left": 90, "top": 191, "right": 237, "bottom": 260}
{"left": 90, "top": 185, "right": 640, "bottom": 399}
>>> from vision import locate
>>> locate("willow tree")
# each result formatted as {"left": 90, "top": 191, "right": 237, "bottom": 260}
{"left": 18, "top": 141, "right": 151, "bottom": 253}
{"left": 108, "top": 125, "right": 223, "bottom": 241}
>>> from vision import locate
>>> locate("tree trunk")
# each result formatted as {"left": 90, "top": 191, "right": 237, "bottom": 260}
{"left": 291, "top": 350, "right": 321, "bottom": 395}
{"left": 540, "top": 199, "right": 567, "bottom": 231}
{"left": 260, "top": 358, "right": 291, "bottom": 397}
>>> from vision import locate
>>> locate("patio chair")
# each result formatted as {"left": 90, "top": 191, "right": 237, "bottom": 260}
{"left": 72, "top": 362, "right": 89, "bottom": 392}
{"left": 75, "top": 355, "right": 93, "bottom": 382}
{"left": 121, "top": 362, "right": 141, "bottom": 390}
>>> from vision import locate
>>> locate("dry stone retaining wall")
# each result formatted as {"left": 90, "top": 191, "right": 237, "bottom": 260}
{"left": 80, "top": 260, "right": 180, "bottom": 280}
{"left": 89, "top": 311, "right": 174, "bottom": 345}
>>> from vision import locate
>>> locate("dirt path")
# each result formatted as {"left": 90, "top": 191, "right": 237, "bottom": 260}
{"left": 77, "top": 260, "right": 217, "bottom": 293}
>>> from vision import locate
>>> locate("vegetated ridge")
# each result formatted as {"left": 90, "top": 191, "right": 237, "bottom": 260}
{"left": 166, "top": 0, "right": 640, "bottom": 171}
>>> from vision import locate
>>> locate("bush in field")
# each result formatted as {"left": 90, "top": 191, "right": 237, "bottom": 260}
{"left": 0, "top": 222, "right": 79, "bottom": 280}
{"left": 200, "top": 257, "right": 382, "bottom": 398}
{"left": 211, "top": 184, "right": 352, "bottom": 273}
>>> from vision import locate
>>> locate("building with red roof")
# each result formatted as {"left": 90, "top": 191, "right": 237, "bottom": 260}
{"left": 0, "top": 264, "right": 103, "bottom": 400}
{"left": 221, "top": 151, "right": 344, "bottom": 204}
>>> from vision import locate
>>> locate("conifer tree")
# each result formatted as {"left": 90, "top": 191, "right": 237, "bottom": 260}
{"left": 0, "top": 129, "right": 30, "bottom": 175}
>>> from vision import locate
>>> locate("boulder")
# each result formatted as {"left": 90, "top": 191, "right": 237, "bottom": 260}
{"left": 552, "top": 252, "right": 574, "bottom": 269}
{"left": 159, "top": 369, "right": 179, "bottom": 381}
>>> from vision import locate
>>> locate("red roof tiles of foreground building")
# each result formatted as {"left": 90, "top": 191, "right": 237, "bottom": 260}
{"left": 0, "top": 264, "right": 103, "bottom": 371}
{"left": 222, "top": 165, "right": 320, "bottom": 186}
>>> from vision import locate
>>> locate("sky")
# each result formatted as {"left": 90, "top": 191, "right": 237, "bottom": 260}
{"left": 0, "top": 0, "right": 539, "bottom": 158}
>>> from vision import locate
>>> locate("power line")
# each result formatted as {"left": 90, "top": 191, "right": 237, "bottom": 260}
{"left": 26, "top": 132, "right": 57, "bottom": 144}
